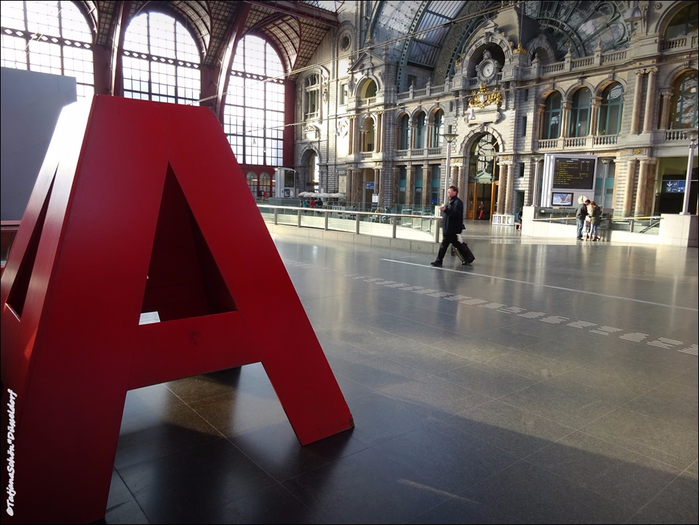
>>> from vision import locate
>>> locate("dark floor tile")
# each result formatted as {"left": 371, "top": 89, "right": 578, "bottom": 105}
{"left": 200, "top": 484, "right": 320, "bottom": 524}
{"left": 340, "top": 391, "right": 433, "bottom": 447}
{"left": 408, "top": 496, "right": 526, "bottom": 524}
{"left": 115, "top": 403, "right": 221, "bottom": 469}
{"left": 461, "top": 460, "right": 636, "bottom": 524}
{"left": 526, "top": 431, "right": 682, "bottom": 510}
{"left": 429, "top": 336, "right": 514, "bottom": 364}
{"left": 102, "top": 498, "right": 150, "bottom": 524}
{"left": 282, "top": 442, "right": 455, "bottom": 524}
{"left": 366, "top": 417, "right": 520, "bottom": 496}
{"left": 447, "top": 399, "right": 574, "bottom": 458}
{"left": 119, "top": 439, "right": 276, "bottom": 524}
{"left": 229, "top": 418, "right": 367, "bottom": 482}
{"left": 626, "top": 470, "right": 698, "bottom": 524}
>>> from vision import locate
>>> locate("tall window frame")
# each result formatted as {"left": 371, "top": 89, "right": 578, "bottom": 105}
{"left": 1, "top": 0, "right": 95, "bottom": 98}
{"left": 304, "top": 73, "right": 320, "bottom": 120}
{"left": 431, "top": 110, "right": 444, "bottom": 147}
{"left": 122, "top": 11, "right": 200, "bottom": 105}
{"left": 414, "top": 112, "right": 426, "bottom": 149}
{"left": 569, "top": 88, "right": 591, "bottom": 137}
{"left": 398, "top": 114, "right": 410, "bottom": 149}
{"left": 598, "top": 83, "right": 623, "bottom": 135}
{"left": 224, "top": 35, "right": 285, "bottom": 167}
{"left": 669, "top": 71, "right": 697, "bottom": 130}
{"left": 542, "top": 92, "right": 562, "bottom": 139}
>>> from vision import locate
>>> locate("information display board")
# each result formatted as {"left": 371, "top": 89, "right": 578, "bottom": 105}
{"left": 540, "top": 154, "right": 597, "bottom": 207}
{"left": 553, "top": 157, "right": 595, "bottom": 189}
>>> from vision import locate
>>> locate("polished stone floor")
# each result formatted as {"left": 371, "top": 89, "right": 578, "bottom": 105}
{"left": 104, "top": 222, "right": 698, "bottom": 524}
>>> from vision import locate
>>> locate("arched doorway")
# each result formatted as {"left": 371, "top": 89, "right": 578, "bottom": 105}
{"left": 466, "top": 134, "right": 499, "bottom": 220}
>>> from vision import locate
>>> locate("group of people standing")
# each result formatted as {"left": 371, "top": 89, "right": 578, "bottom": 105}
{"left": 576, "top": 197, "right": 602, "bottom": 241}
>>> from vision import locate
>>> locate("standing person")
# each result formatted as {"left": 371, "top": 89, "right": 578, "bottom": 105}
{"left": 431, "top": 185, "right": 475, "bottom": 267}
{"left": 477, "top": 201, "right": 485, "bottom": 220}
{"left": 589, "top": 200, "right": 602, "bottom": 241}
{"left": 576, "top": 197, "right": 590, "bottom": 240}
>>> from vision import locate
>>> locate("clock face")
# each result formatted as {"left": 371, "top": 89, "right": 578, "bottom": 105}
{"left": 482, "top": 61, "right": 494, "bottom": 78}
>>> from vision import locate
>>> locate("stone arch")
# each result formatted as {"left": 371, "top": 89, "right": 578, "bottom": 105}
{"left": 527, "top": 33, "right": 557, "bottom": 64}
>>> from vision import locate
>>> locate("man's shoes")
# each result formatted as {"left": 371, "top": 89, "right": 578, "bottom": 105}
{"left": 430, "top": 260, "right": 442, "bottom": 267}
{"left": 577, "top": 237, "right": 583, "bottom": 240}
{"left": 462, "top": 257, "right": 475, "bottom": 266}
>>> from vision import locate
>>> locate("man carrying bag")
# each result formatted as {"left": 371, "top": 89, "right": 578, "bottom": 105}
{"left": 431, "top": 185, "right": 475, "bottom": 267}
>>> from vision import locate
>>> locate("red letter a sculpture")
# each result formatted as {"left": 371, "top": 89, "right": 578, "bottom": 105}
{"left": 0, "top": 96, "right": 353, "bottom": 524}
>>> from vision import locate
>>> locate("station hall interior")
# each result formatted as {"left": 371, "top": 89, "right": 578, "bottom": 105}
{"left": 0, "top": 1, "right": 698, "bottom": 524}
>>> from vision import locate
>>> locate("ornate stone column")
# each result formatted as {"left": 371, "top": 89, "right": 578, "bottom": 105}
{"left": 497, "top": 163, "right": 508, "bottom": 215}
{"left": 375, "top": 167, "right": 382, "bottom": 207}
{"left": 630, "top": 70, "right": 644, "bottom": 135}
{"left": 376, "top": 113, "right": 383, "bottom": 153}
{"left": 642, "top": 68, "right": 658, "bottom": 134}
{"left": 659, "top": 90, "right": 673, "bottom": 130}
{"left": 504, "top": 163, "right": 514, "bottom": 216}
{"left": 590, "top": 96, "right": 601, "bottom": 137}
{"left": 561, "top": 102, "right": 571, "bottom": 138}
{"left": 406, "top": 165, "right": 415, "bottom": 206}
{"left": 623, "top": 160, "right": 637, "bottom": 216}
{"left": 634, "top": 158, "right": 657, "bottom": 216}
{"left": 531, "top": 156, "right": 544, "bottom": 206}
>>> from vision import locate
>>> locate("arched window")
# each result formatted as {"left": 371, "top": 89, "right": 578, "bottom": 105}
{"left": 224, "top": 35, "right": 285, "bottom": 166}
{"left": 569, "top": 88, "right": 591, "bottom": 137}
{"left": 304, "top": 73, "right": 320, "bottom": 120}
{"left": 122, "top": 12, "right": 200, "bottom": 104}
{"left": 598, "top": 83, "right": 623, "bottom": 135}
{"left": 414, "top": 112, "right": 426, "bottom": 148}
{"left": 669, "top": 71, "right": 697, "bottom": 130}
{"left": 260, "top": 172, "right": 271, "bottom": 198}
{"left": 542, "top": 92, "right": 562, "bottom": 139}
{"left": 246, "top": 172, "right": 258, "bottom": 196}
{"left": 431, "top": 110, "right": 444, "bottom": 147}
{"left": 1, "top": 1, "right": 94, "bottom": 98}
{"left": 362, "top": 79, "right": 377, "bottom": 99}
{"left": 664, "top": 3, "right": 698, "bottom": 40}
{"left": 307, "top": 151, "right": 319, "bottom": 192}
{"left": 398, "top": 115, "right": 410, "bottom": 149}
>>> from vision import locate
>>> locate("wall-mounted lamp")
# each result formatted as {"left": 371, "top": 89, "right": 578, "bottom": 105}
{"left": 624, "top": 1, "right": 644, "bottom": 22}
{"left": 468, "top": 107, "right": 476, "bottom": 120}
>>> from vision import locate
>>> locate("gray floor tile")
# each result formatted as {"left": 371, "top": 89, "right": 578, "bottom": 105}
{"left": 627, "top": 470, "right": 698, "bottom": 524}
{"left": 438, "top": 361, "right": 540, "bottom": 398}
{"left": 580, "top": 408, "right": 698, "bottom": 470}
{"left": 446, "top": 399, "right": 575, "bottom": 458}
{"left": 500, "top": 381, "right": 617, "bottom": 429}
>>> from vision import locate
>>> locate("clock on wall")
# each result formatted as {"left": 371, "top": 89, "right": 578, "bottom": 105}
{"left": 476, "top": 50, "right": 499, "bottom": 83}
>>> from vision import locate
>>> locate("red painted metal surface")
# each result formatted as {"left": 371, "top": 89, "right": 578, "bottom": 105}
{"left": 0, "top": 95, "right": 353, "bottom": 524}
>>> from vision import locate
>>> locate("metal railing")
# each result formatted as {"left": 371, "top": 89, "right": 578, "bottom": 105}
{"left": 257, "top": 204, "right": 441, "bottom": 243}
{"left": 534, "top": 209, "right": 662, "bottom": 235}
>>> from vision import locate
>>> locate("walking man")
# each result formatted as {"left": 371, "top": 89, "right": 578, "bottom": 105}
{"left": 431, "top": 185, "right": 474, "bottom": 267}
